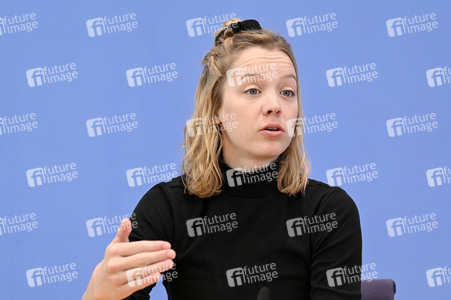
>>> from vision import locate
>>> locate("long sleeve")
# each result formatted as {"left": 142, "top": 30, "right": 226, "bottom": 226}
{"left": 122, "top": 183, "right": 175, "bottom": 300}
{"left": 309, "top": 187, "right": 362, "bottom": 299}
{"left": 122, "top": 172, "right": 363, "bottom": 300}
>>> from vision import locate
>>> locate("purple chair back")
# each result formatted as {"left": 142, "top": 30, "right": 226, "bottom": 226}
{"left": 362, "top": 279, "right": 396, "bottom": 300}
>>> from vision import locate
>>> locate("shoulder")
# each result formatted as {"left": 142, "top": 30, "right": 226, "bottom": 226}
{"left": 142, "top": 174, "right": 186, "bottom": 193}
{"left": 166, "top": 174, "right": 187, "bottom": 190}
{"left": 304, "top": 178, "right": 359, "bottom": 214}
{"left": 132, "top": 176, "right": 187, "bottom": 223}
{"left": 139, "top": 174, "right": 190, "bottom": 204}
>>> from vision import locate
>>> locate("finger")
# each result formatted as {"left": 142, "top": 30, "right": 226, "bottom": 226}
{"left": 119, "top": 271, "right": 162, "bottom": 296}
{"left": 257, "top": 286, "right": 270, "bottom": 300}
{"left": 117, "top": 271, "right": 162, "bottom": 297}
{"left": 112, "top": 219, "right": 132, "bottom": 243}
{"left": 143, "top": 259, "right": 175, "bottom": 278}
{"left": 115, "top": 240, "right": 172, "bottom": 257}
{"left": 121, "top": 259, "right": 174, "bottom": 286}
{"left": 117, "top": 249, "right": 176, "bottom": 271}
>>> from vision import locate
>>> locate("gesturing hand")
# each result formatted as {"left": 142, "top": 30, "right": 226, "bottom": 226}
{"left": 82, "top": 218, "right": 176, "bottom": 300}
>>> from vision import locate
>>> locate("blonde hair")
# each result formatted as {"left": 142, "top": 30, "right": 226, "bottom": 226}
{"left": 180, "top": 18, "right": 311, "bottom": 198}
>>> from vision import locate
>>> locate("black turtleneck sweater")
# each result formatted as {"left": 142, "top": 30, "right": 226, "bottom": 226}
{"left": 123, "top": 159, "right": 362, "bottom": 300}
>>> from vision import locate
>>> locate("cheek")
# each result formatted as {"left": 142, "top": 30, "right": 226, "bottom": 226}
{"left": 288, "top": 101, "right": 299, "bottom": 117}
{"left": 221, "top": 114, "right": 253, "bottom": 142}
{"left": 235, "top": 111, "right": 258, "bottom": 133}
{"left": 231, "top": 117, "right": 250, "bottom": 138}
{"left": 218, "top": 100, "right": 240, "bottom": 121}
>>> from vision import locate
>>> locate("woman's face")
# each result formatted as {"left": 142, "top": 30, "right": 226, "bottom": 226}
{"left": 215, "top": 47, "right": 299, "bottom": 167}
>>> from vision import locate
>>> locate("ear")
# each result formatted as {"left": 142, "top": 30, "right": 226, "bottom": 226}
{"left": 214, "top": 112, "right": 221, "bottom": 125}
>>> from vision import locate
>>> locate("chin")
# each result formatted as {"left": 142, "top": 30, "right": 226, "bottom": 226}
{"left": 261, "top": 142, "right": 289, "bottom": 153}
{"left": 254, "top": 149, "right": 284, "bottom": 160}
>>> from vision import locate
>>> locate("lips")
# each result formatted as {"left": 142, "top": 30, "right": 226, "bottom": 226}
{"left": 261, "top": 123, "right": 284, "bottom": 132}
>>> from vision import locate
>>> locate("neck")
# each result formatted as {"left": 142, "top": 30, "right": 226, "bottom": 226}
{"left": 218, "top": 154, "right": 281, "bottom": 198}
{"left": 221, "top": 150, "right": 279, "bottom": 172}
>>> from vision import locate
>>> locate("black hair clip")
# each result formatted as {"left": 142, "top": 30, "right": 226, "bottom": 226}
{"left": 214, "top": 19, "right": 262, "bottom": 45}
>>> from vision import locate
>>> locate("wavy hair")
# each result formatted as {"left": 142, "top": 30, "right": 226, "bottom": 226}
{"left": 180, "top": 18, "right": 311, "bottom": 198}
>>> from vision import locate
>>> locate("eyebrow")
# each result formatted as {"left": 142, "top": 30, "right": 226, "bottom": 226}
{"left": 240, "top": 73, "right": 297, "bottom": 81}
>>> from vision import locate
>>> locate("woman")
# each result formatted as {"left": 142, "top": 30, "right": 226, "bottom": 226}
{"left": 83, "top": 18, "right": 362, "bottom": 300}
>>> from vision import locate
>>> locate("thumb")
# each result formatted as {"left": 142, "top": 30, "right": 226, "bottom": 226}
{"left": 113, "top": 218, "right": 132, "bottom": 243}
{"left": 257, "top": 287, "right": 270, "bottom": 300}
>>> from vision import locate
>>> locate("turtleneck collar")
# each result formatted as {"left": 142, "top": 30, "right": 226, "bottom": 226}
{"left": 218, "top": 155, "right": 281, "bottom": 198}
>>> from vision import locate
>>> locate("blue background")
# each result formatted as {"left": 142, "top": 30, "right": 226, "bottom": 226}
{"left": 0, "top": 0, "right": 450, "bottom": 299}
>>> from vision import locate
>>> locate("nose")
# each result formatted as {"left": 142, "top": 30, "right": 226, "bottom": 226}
{"left": 262, "top": 90, "right": 281, "bottom": 116}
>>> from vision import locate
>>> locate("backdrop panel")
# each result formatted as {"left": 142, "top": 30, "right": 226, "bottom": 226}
{"left": 0, "top": 1, "right": 450, "bottom": 299}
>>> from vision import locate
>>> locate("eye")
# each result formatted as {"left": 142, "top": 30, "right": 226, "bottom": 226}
{"left": 281, "top": 90, "right": 296, "bottom": 97}
{"left": 245, "top": 88, "right": 261, "bottom": 95}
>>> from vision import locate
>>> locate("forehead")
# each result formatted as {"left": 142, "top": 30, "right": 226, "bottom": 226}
{"left": 230, "top": 47, "right": 295, "bottom": 72}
